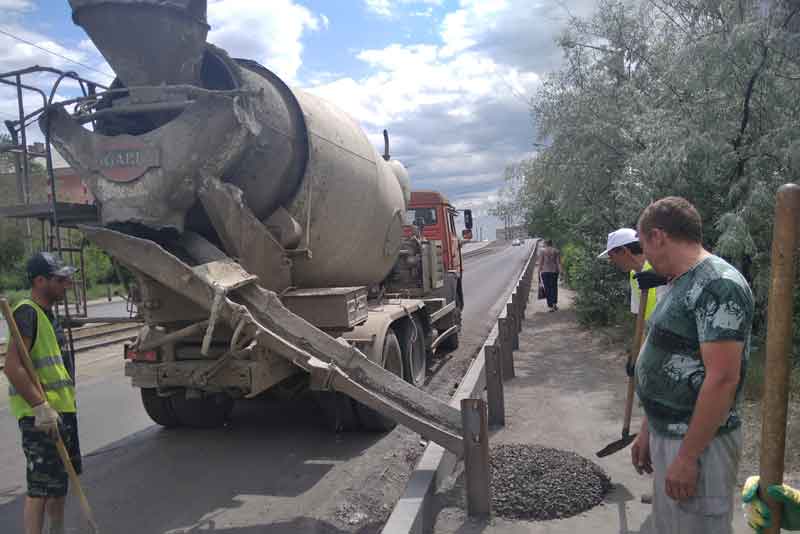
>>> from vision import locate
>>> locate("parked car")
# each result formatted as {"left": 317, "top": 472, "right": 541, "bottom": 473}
{"left": 512, "top": 238, "right": 522, "bottom": 246}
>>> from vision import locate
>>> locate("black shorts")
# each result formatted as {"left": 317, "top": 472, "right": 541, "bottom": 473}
{"left": 19, "top": 412, "right": 83, "bottom": 498}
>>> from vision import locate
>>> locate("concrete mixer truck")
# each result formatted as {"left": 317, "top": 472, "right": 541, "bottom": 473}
{"left": 40, "top": 0, "right": 472, "bottom": 445}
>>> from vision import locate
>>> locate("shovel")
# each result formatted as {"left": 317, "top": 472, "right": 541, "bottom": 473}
{"left": 597, "top": 288, "right": 649, "bottom": 458}
{"left": 0, "top": 298, "right": 100, "bottom": 533}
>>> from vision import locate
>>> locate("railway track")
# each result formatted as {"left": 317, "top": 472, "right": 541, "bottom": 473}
{"left": 0, "top": 322, "right": 140, "bottom": 368}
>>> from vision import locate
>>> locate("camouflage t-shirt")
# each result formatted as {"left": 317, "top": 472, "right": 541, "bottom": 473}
{"left": 635, "top": 255, "right": 753, "bottom": 438}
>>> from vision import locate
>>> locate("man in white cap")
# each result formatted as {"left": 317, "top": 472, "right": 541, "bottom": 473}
{"left": 598, "top": 227, "right": 667, "bottom": 322}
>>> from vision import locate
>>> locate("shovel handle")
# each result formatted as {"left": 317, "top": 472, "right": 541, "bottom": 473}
{"left": 759, "top": 184, "right": 800, "bottom": 534}
{"left": 622, "top": 288, "right": 649, "bottom": 434}
{"left": 0, "top": 299, "right": 100, "bottom": 533}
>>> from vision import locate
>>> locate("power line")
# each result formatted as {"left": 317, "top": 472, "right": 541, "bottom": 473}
{"left": 0, "top": 27, "right": 114, "bottom": 80}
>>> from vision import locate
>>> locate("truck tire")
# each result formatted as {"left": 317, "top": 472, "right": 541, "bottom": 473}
{"left": 314, "top": 390, "right": 361, "bottom": 432}
{"left": 141, "top": 388, "right": 180, "bottom": 428}
{"left": 405, "top": 316, "right": 427, "bottom": 386}
{"left": 356, "top": 330, "right": 403, "bottom": 432}
{"left": 169, "top": 391, "right": 234, "bottom": 428}
{"left": 438, "top": 307, "right": 461, "bottom": 351}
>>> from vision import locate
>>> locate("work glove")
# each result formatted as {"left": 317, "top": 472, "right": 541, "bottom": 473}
{"left": 625, "top": 357, "right": 635, "bottom": 378}
{"left": 742, "top": 475, "right": 800, "bottom": 532}
{"left": 633, "top": 271, "right": 669, "bottom": 290}
{"left": 32, "top": 401, "right": 60, "bottom": 440}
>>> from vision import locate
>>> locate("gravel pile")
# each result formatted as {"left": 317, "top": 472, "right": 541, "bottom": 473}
{"left": 490, "top": 444, "right": 611, "bottom": 520}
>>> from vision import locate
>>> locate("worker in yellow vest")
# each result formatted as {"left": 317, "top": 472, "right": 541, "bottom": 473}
{"left": 3, "top": 252, "right": 81, "bottom": 534}
{"left": 599, "top": 228, "right": 668, "bottom": 381}
{"left": 598, "top": 228, "right": 668, "bottom": 320}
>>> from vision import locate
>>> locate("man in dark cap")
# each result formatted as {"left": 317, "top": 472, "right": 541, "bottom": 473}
{"left": 3, "top": 251, "right": 82, "bottom": 534}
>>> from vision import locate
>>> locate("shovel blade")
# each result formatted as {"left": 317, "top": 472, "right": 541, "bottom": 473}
{"left": 596, "top": 432, "right": 637, "bottom": 458}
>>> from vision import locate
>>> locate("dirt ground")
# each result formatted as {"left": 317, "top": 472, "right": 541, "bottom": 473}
{"left": 428, "top": 285, "right": 793, "bottom": 534}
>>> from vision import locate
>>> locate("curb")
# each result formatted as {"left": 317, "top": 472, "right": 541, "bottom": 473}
{"left": 381, "top": 240, "right": 539, "bottom": 534}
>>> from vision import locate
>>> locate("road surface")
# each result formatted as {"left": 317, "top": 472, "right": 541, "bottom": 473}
{"left": 0, "top": 240, "right": 535, "bottom": 533}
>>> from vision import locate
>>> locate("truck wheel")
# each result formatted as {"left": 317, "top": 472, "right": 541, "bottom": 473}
{"left": 314, "top": 390, "right": 361, "bottom": 432}
{"left": 405, "top": 316, "right": 427, "bottom": 386}
{"left": 170, "top": 391, "right": 234, "bottom": 428}
{"left": 438, "top": 307, "right": 461, "bottom": 351}
{"left": 356, "top": 330, "right": 403, "bottom": 432}
{"left": 141, "top": 388, "right": 180, "bottom": 428}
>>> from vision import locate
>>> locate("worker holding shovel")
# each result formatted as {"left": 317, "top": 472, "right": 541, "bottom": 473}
{"left": 3, "top": 252, "right": 83, "bottom": 534}
{"left": 597, "top": 227, "right": 668, "bottom": 323}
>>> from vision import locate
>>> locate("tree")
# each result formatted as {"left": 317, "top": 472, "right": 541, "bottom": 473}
{"left": 518, "top": 0, "right": 800, "bottom": 332}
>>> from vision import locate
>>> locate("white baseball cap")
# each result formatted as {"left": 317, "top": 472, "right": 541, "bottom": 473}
{"left": 597, "top": 228, "right": 639, "bottom": 258}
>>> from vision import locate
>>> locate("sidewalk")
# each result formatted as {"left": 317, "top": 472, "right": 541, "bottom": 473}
{"left": 430, "top": 286, "right": 750, "bottom": 533}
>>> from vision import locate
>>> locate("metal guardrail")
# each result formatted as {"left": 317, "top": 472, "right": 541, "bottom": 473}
{"left": 382, "top": 239, "right": 539, "bottom": 533}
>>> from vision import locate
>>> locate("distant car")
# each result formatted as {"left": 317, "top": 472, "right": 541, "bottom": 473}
{"left": 512, "top": 238, "right": 522, "bottom": 246}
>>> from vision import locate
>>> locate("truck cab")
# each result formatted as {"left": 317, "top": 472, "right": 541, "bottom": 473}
{"left": 404, "top": 191, "right": 468, "bottom": 276}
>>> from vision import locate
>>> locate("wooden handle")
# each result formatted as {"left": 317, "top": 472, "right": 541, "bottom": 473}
{"left": 0, "top": 299, "right": 100, "bottom": 533}
{"left": 622, "top": 288, "right": 649, "bottom": 434}
{"left": 760, "top": 184, "right": 800, "bottom": 534}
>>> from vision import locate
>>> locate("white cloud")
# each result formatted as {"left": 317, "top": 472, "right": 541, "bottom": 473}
{"left": 207, "top": 0, "right": 321, "bottom": 83}
{"left": 321, "top": 14, "right": 330, "bottom": 29}
{"left": 310, "top": 0, "right": 592, "bottom": 210}
{"left": 365, "top": 0, "right": 444, "bottom": 17}
{"left": 0, "top": 0, "right": 34, "bottom": 11}
{"left": 0, "top": 25, "right": 92, "bottom": 74}
{"left": 307, "top": 38, "right": 539, "bottom": 204}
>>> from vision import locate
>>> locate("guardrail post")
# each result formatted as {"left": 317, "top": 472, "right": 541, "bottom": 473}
{"left": 484, "top": 345, "right": 505, "bottom": 427}
{"left": 512, "top": 291, "right": 523, "bottom": 331}
{"left": 461, "top": 398, "right": 491, "bottom": 518}
{"left": 498, "top": 315, "right": 515, "bottom": 380}
{"left": 507, "top": 302, "right": 520, "bottom": 349}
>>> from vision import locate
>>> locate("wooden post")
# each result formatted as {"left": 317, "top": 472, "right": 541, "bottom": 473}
{"left": 485, "top": 345, "right": 505, "bottom": 427}
{"left": 461, "top": 398, "right": 491, "bottom": 517}
{"left": 760, "top": 184, "right": 800, "bottom": 534}
{"left": 498, "top": 316, "right": 515, "bottom": 379}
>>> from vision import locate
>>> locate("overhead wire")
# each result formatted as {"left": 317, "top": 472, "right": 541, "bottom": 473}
{"left": 0, "top": 27, "right": 114, "bottom": 80}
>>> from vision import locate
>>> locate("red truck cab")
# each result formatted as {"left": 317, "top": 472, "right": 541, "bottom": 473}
{"left": 403, "top": 191, "right": 473, "bottom": 309}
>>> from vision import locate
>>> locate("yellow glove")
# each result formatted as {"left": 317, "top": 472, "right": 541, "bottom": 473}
{"left": 743, "top": 475, "right": 800, "bottom": 532}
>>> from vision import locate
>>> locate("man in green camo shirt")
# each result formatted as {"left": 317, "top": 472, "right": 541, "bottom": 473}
{"left": 631, "top": 197, "right": 754, "bottom": 534}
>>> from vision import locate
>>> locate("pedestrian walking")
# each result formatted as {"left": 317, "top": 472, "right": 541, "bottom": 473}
{"left": 3, "top": 252, "right": 82, "bottom": 534}
{"left": 598, "top": 227, "right": 668, "bottom": 321}
{"left": 537, "top": 239, "right": 563, "bottom": 311}
{"left": 630, "top": 197, "right": 753, "bottom": 534}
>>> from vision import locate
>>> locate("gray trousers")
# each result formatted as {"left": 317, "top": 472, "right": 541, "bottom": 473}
{"left": 649, "top": 429, "right": 742, "bottom": 534}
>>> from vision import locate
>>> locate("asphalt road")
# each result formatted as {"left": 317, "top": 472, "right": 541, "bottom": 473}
{"left": 0, "top": 240, "right": 535, "bottom": 533}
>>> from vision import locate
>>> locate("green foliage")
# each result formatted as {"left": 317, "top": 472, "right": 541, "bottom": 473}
{"left": 560, "top": 243, "right": 629, "bottom": 326}
{"left": 559, "top": 243, "right": 581, "bottom": 287}
{"left": 514, "top": 0, "right": 800, "bottom": 343}
{"left": 82, "top": 244, "right": 114, "bottom": 287}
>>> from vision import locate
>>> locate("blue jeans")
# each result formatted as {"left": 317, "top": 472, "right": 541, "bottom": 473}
{"left": 541, "top": 272, "right": 558, "bottom": 307}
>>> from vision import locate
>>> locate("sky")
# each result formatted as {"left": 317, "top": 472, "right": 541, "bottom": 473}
{"left": 0, "top": 0, "right": 596, "bottom": 238}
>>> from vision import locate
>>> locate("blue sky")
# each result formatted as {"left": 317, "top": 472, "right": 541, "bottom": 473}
{"left": 0, "top": 0, "right": 597, "bottom": 237}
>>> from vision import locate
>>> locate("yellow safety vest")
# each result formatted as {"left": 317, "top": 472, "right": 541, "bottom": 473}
{"left": 630, "top": 261, "right": 659, "bottom": 320}
{"left": 9, "top": 299, "right": 76, "bottom": 418}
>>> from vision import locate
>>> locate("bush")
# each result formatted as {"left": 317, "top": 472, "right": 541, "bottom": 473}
{"left": 82, "top": 244, "right": 114, "bottom": 287}
{"left": 560, "top": 243, "right": 582, "bottom": 288}
{"left": 564, "top": 244, "right": 629, "bottom": 326}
